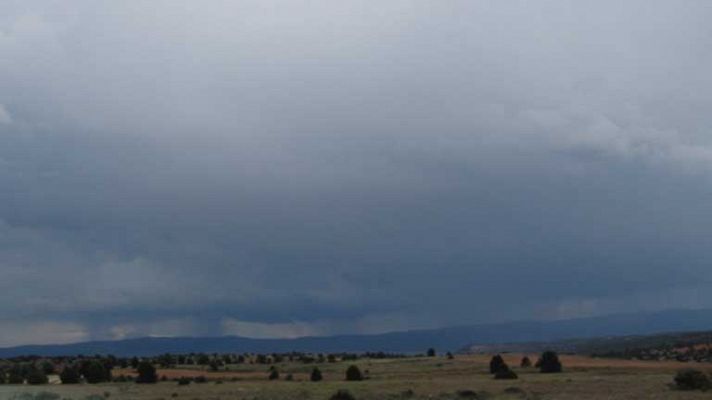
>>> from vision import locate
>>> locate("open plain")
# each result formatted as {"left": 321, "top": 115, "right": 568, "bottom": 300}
{"left": 1, "top": 354, "right": 711, "bottom": 400}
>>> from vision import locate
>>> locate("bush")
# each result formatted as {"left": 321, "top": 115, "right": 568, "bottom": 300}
{"left": 135, "top": 361, "right": 158, "bottom": 384}
{"left": 426, "top": 348, "right": 436, "bottom": 357}
{"left": 329, "top": 389, "right": 356, "bottom": 400}
{"left": 520, "top": 356, "right": 531, "bottom": 368}
{"left": 83, "top": 360, "right": 109, "bottom": 383}
{"left": 26, "top": 368, "right": 48, "bottom": 385}
{"left": 675, "top": 369, "right": 711, "bottom": 391}
{"left": 268, "top": 369, "right": 279, "bottom": 380}
{"left": 194, "top": 375, "right": 208, "bottom": 383}
{"left": 455, "top": 390, "right": 478, "bottom": 398}
{"left": 285, "top": 373, "right": 294, "bottom": 381}
{"left": 60, "top": 365, "right": 81, "bottom": 384}
{"left": 537, "top": 351, "right": 562, "bottom": 373}
{"left": 310, "top": 367, "right": 323, "bottom": 382}
{"left": 489, "top": 355, "right": 506, "bottom": 374}
{"left": 177, "top": 377, "right": 191, "bottom": 385}
{"left": 7, "top": 364, "right": 24, "bottom": 384}
{"left": 494, "top": 366, "right": 518, "bottom": 380}
{"left": 446, "top": 352, "right": 454, "bottom": 360}
{"left": 345, "top": 365, "right": 363, "bottom": 381}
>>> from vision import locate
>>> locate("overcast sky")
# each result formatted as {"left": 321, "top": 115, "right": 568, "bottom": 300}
{"left": 1, "top": 0, "right": 712, "bottom": 347}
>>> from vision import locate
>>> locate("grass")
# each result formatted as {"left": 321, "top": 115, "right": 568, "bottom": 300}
{"left": 1, "top": 354, "right": 712, "bottom": 399}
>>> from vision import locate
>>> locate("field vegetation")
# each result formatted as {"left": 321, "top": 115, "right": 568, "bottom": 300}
{"left": 0, "top": 351, "right": 711, "bottom": 399}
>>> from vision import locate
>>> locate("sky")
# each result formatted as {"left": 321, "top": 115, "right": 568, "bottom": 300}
{"left": 1, "top": 0, "right": 712, "bottom": 347}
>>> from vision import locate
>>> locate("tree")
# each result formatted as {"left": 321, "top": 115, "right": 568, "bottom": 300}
{"left": 345, "top": 365, "right": 363, "bottom": 381}
{"left": 60, "top": 365, "right": 82, "bottom": 384}
{"left": 83, "top": 360, "right": 108, "bottom": 384}
{"left": 493, "top": 364, "right": 518, "bottom": 380}
{"left": 426, "top": 348, "right": 436, "bottom": 357}
{"left": 136, "top": 361, "right": 158, "bottom": 384}
{"left": 268, "top": 369, "right": 280, "bottom": 380}
{"left": 310, "top": 367, "right": 323, "bottom": 382}
{"left": 209, "top": 359, "right": 221, "bottom": 372}
{"left": 489, "top": 355, "right": 506, "bottom": 374}
{"left": 26, "top": 367, "right": 48, "bottom": 385}
{"left": 537, "top": 351, "right": 562, "bottom": 373}
{"left": 40, "top": 361, "right": 55, "bottom": 375}
{"left": 446, "top": 352, "right": 454, "bottom": 360}
{"left": 520, "top": 356, "right": 532, "bottom": 368}
{"left": 7, "top": 364, "right": 24, "bottom": 384}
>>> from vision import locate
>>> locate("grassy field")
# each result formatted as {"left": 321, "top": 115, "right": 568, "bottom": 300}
{"left": 1, "top": 354, "right": 711, "bottom": 400}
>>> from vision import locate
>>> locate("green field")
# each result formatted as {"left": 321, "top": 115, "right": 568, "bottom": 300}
{"left": 0, "top": 354, "right": 710, "bottom": 400}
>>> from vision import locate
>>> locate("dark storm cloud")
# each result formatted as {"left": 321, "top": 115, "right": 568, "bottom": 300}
{"left": 1, "top": 0, "right": 712, "bottom": 345}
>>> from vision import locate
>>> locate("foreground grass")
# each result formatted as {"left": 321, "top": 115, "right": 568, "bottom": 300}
{"left": 2, "top": 354, "right": 712, "bottom": 400}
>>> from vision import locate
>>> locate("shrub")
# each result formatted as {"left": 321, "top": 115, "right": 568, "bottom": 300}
{"left": 7, "top": 365, "right": 24, "bottom": 384}
{"left": 135, "top": 361, "right": 158, "bottom": 384}
{"left": 83, "top": 360, "right": 109, "bottom": 383}
{"left": 520, "top": 356, "right": 532, "bottom": 368}
{"left": 310, "top": 367, "right": 323, "bottom": 382}
{"left": 194, "top": 375, "right": 208, "bottom": 383}
{"left": 177, "top": 377, "right": 191, "bottom": 385}
{"left": 40, "top": 361, "right": 55, "bottom": 375}
{"left": 489, "top": 355, "right": 506, "bottom": 374}
{"left": 285, "top": 373, "right": 294, "bottom": 381}
{"left": 268, "top": 369, "right": 279, "bottom": 380}
{"left": 426, "top": 348, "right": 436, "bottom": 357}
{"left": 446, "top": 352, "right": 454, "bottom": 360}
{"left": 60, "top": 365, "right": 81, "bottom": 384}
{"left": 674, "top": 369, "right": 711, "bottom": 391}
{"left": 345, "top": 365, "right": 363, "bottom": 381}
{"left": 494, "top": 366, "right": 518, "bottom": 380}
{"left": 455, "top": 390, "right": 478, "bottom": 398}
{"left": 329, "top": 389, "right": 356, "bottom": 400}
{"left": 537, "top": 351, "right": 562, "bottom": 373}
{"left": 26, "top": 367, "right": 48, "bottom": 385}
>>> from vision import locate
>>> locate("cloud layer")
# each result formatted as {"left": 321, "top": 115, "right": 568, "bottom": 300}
{"left": 1, "top": 0, "right": 712, "bottom": 346}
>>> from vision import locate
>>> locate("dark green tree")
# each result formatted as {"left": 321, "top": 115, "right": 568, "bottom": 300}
{"left": 489, "top": 355, "right": 506, "bottom": 374}
{"left": 310, "top": 367, "right": 323, "bottom": 382}
{"left": 26, "top": 367, "right": 48, "bottom": 385}
{"left": 60, "top": 365, "right": 81, "bottom": 384}
{"left": 345, "top": 365, "right": 363, "bottom": 381}
{"left": 520, "top": 356, "right": 532, "bottom": 368}
{"left": 136, "top": 361, "right": 158, "bottom": 384}
{"left": 537, "top": 351, "right": 562, "bottom": 373}
{"left": 83, "top": 360, "right": 108, "bottom": 384}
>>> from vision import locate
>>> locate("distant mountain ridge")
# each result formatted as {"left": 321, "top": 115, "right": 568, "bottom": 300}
{"left": 2, "top": 309, "right": 712, "bottom": 357}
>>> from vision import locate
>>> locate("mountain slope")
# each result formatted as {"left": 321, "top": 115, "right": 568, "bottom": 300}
{"left": 2, "top": 309, "right": 712, "bottom": 357}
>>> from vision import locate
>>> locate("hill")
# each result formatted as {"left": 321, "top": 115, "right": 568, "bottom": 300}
{"left": 2, "top": 308, "right": 712, "bottom": 357}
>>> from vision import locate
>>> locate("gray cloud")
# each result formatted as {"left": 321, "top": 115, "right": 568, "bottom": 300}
{"left": 1, "top": 0, "right": 712, "bottom": 346}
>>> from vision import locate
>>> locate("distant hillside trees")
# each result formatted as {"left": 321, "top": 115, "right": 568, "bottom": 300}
{"left": 536, "top": 351, "right": 562, "bottom": 373}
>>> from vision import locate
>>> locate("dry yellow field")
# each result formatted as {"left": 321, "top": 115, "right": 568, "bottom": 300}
{"left": 1, "top": 354, "right": 711, "bottom": 400}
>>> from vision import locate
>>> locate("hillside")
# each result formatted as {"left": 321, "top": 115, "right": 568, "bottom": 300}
{"left": 2, "top": 309, "right": 712, "bottom": 357}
